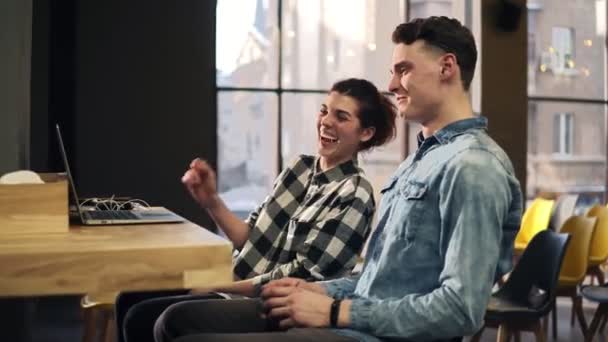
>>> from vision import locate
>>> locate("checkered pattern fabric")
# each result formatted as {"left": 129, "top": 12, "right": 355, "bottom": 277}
{"left": 232, "top": 155, "right": 375, "bottom": 287}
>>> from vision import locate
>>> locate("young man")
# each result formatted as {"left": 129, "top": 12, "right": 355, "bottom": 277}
{"left": 153, "top": 16, "right": 523, "bottom": 342}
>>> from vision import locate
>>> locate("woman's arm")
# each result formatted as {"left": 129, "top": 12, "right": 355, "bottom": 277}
{"left": 182, "top": 159, "right": 250, "bottom": 248}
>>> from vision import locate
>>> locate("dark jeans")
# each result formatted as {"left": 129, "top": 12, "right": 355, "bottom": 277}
{"left": 154, "top": 298, "right": 356, "bottom": 342}
{"left": 115, "top": 289, "right": 224, "bottom": 342}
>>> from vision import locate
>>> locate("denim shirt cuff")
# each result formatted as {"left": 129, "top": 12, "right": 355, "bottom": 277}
{"left": 349, "top": 298, "right": 375, "bottom": 331}
{"left": 319, "top": 281, "right": 353, "bottom": 300}
{"left": 319, "top": 281, "right": 339, "bottom": 298}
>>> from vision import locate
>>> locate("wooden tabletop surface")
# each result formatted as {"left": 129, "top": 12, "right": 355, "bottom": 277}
{"left": 0, "top": 221, "right": 234, "bottom": 297}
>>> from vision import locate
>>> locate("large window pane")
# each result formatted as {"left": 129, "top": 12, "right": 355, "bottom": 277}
{"left": 281, "top": 93, "right": 324, "bottom": 164}
{"left": 409, "top": 0, "right": 453, "bottom": 18}
{"left": 281, "top": 0, "right": 405, "bottom": 90}
{"left": 528, "top": 0, "right": 607, "bottom": 100}
{"left": 527, "top": 101, "right": 607, "bottom": 204}
{"left": 216, "top": 0, "right": 279, "bottom": 88}
{"left": 218, "top": 91, "right": 278, "bottom": 216}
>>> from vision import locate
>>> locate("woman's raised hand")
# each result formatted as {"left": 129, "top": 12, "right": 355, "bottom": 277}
{"left": 182, "top": 158, "right": 219, "bottom": 209}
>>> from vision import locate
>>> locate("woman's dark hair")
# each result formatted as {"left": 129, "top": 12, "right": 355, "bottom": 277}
{"left": 330, "top": 78, "right": 397, "bottom": 152}
{"left": 392, "top": 16, "right": 477, "bottom": 91}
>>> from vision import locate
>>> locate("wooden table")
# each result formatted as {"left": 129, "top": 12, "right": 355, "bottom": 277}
{"left": 0, "top": 221, "right": 234, "bottom": 297}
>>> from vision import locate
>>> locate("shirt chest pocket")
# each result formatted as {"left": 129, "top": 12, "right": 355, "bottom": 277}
{"left": 393, "top": 180, "right": 428, "bottom": 241}
{"left": 288, "top": 205, "right": 325, "bottom": 241}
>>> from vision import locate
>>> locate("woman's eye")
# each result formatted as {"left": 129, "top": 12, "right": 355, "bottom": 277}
{"left": 319, "top": 109, "right": 328, "bottom": 115}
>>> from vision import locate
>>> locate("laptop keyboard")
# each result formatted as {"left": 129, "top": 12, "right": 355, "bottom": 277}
{"left": 85, "top": 210, "right": 140, "bottom": 220}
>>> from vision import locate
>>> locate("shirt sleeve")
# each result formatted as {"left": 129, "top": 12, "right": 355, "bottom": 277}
{"left": 347, "top": 149, "right": 513, "bottom": 340}
{"left": 319, "top": 274, "right": 361, "bottom": 299}
{"left": 250, "top": 176, "right": 375, "bottom": 288}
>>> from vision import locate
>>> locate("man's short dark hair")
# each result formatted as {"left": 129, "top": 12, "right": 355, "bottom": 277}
{"left": 392, "top": 16, "right": 477, "bottom": 91}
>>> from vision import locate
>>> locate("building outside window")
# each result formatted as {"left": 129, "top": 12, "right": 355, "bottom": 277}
{"left": 552, "top": 112, "right": 574, "bottom": 156}
{"left": 527, "top": 0, "right": 607, "bottom": 208}
{"left": 550, "top": 26, "right": 576, "bottom": 74}
{"left": 215, "top": 0, "right": 405, "bottom": 216}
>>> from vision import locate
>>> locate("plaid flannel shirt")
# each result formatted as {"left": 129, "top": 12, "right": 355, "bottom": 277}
{"left": 232, "top": 155, "right": 375, "bottom": 288}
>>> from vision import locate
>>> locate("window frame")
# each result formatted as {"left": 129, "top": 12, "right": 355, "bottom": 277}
{"left": 216, "top": 0, "right": 409, "bottom": 179}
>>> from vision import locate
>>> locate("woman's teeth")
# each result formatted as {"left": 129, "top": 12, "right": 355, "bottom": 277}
{"left": 321, "top": 136, "right": 339, "bottom": 143}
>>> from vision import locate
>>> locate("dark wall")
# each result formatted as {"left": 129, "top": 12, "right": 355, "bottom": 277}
{"left": 481, "top": 0, "right": 527, "bottom": 195}
{"left": 31, "top": 0, "right": 77, "bottom": 173}
{"left": 0, "top": 0, "right": 31, "bottom": 175}
{"left": 31, "top": 0, "right": 218, "bottom": 229}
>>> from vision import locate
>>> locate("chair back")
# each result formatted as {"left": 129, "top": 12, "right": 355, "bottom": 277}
{"left": 514, "top": 198, "right": 555, "bottom": 247}
{"left": 497, "top": 230, "right": 570, "bottom": 315}
{"left": 558, "top": 216, "right": 596, "bottom": 284}
{"left": 586, "top": 205, "right": 608, "bottom": 265}
{"left": 549, "top": 194, "right": 579, "bottom": 232}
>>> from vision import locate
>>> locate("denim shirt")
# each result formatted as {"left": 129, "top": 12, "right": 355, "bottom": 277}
{"left": 321, "top": 117, "right": 523, "bottom": 342}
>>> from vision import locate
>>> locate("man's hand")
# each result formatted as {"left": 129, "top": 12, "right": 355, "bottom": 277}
{"left": 261, "top": 285, "right": 334, "bottom": 329}
{"left": 182, "top": 158, "right": 220, "bottom": 209}
{"left": 263, "top": 277, "right": 327, "bottom": 295}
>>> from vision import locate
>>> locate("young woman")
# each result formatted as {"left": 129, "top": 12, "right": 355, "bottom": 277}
{"left": 116, "top": 78, "right": 397, "bottom": 342}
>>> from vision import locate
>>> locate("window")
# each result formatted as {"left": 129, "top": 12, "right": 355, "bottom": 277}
{"left": 551, "top": 27, "right": 575, "bottom": 74}
{"left": 526, "top": 0, "right": 607, "bottom": 203}
{"left": 552, "top": 113, "right": 574, "bottom": 155}
{"left": 528, "top": 103, "right": 538, "bottom": 154}
{"left": 216, "top": 0, "right": 406, "bottom": 211}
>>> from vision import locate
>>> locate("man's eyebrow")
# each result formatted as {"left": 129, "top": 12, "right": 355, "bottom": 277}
{"left": 390, "top": 61, "right": 409, "bottom": 73}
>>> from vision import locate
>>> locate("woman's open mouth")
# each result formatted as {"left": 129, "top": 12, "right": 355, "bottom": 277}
{"left": 320, "top": 136, "right": 339, "bottom": 144}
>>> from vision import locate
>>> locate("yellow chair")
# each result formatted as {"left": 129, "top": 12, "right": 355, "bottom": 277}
{"left": 548, "top": 215, "right": 596, "bottom": 339}
{"left": 514, "top": 198, "right": 555, "bottom": 255}
{"left": 586, "top": 205, "right": 608, "bottom": 285}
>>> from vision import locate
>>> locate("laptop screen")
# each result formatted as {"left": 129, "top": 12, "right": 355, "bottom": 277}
{"left": 55, "top": 124, "right": 86, "bottom": 221}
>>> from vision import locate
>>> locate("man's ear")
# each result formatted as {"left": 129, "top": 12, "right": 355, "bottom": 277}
{"left": 439, "top": 53, "right": 457, "bottom": 80}
{"left": 360, "top": 127, "right": 376, "bottom": 143}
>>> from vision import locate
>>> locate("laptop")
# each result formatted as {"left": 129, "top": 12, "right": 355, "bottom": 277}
{"left": 55, "top": 124, "right": 185, "bottom": 225}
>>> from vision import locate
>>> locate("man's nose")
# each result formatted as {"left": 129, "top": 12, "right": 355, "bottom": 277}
{"left": 388, "top": 73, "right": 399, "bottom": 94}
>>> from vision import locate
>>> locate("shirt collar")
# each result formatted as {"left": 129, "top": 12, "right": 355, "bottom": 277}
{"left": 417, "top": 116, "right": 488, "bottom": 147}
{"left": 312, "top": 157, "right": 360, "bottom": 185}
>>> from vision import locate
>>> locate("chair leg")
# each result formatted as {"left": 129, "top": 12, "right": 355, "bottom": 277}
{"left": 571, "top": 296, "right": 576, "bottom": 326}
{"left": 104, "top": 311, "right": 116, "bottom": 342}
{"left": 597, "top": 267, "right": 605, "bottom": 286}
{"left": 470, "top": 326, "right": 484, "bottom": 342}
{"left": 497, "top": 324, "right": 511, "bottom": 342}
{"left": 513, "top": 331, "right": 521, "bottom": 342}
{"left": 552, "top": 301, "right": 558, "bottom": 340}
{"left": 532, "top": 320, "right": 546, "bottom": 342}
{"left": 585, "top": 304, "right": 608, "bottom": 342}
{"left": 589, "top": 265, "right": 605, "bottom": 286}
{"left": 600, "top": 314, "right": 608, "bottom": 333}
{"left": 97, "top": 309, "right": 109, "bottom": 342}
{"left": 82, "top": 307, "right": 97, "bottom": 342}
{"left": 574, "top": 295, "right": 589, "bottom": 338}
